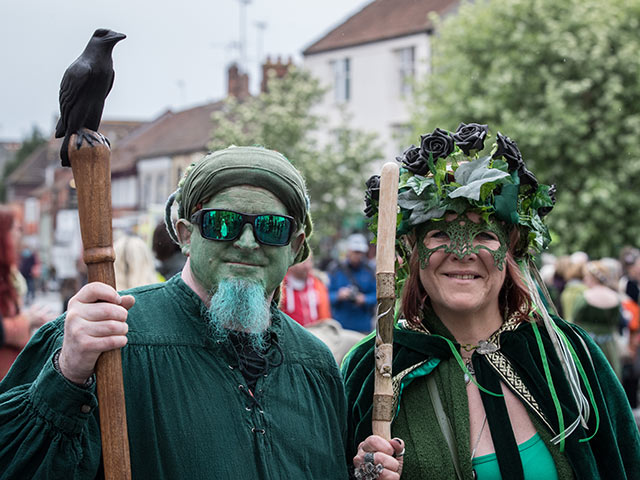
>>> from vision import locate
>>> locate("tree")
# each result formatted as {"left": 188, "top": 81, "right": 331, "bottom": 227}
{"left": 209, "top": 67, "right": 382, "bottom": 250}
{"left": 0, "top": 126, "right": 47, "bottom": 201}
{"left": 410, "top": 0, "right": 640, "bottom": 257}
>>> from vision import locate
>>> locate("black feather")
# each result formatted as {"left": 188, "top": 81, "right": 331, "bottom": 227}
{"left": 56, "top": 28, "right": 126, "bottom": 166}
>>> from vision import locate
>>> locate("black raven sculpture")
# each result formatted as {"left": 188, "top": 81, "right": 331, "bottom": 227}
{"left": 56, "top": 28, "right": 126, "bottom": 167}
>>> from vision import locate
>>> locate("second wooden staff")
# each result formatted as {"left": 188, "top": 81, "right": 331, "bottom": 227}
{"left": 372, "top": 162, "right": 400, "bottom": 440}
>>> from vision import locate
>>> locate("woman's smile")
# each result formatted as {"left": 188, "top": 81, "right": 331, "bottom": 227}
{"left": 443, "top": 270, "right": 482, "bottom": 281}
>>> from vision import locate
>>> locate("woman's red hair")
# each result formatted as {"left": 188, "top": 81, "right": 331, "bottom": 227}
{"left": 401, "top": 226, "right": 533, "bottom": 325}
{"left": 0, "top": 206, "right": 19, "bottom": 316}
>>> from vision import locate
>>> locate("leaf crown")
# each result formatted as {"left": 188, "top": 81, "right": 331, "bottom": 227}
{"left": 365, "top": 123, "right": 556, "bottom": 258}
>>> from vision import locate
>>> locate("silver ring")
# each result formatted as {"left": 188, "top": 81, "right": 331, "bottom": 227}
{"left": 393, "top": 447, "right": 405, "bottom": 458}
{"left": 364, "top": 452, "right": 375, "bottom": 464}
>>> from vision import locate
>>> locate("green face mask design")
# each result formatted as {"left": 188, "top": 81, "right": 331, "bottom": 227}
{"left": 417, "top": 215, "right": 509, "bottom": 271}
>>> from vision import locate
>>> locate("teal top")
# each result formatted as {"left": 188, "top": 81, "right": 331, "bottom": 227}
{"left": 472, "top": 433, "right": 558, "bottom": 480}
{"left": 0, "top": 275, "right": 349, "bottom": 479}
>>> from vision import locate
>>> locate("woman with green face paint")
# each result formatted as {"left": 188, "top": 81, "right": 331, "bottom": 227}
{"left": 344, "top": 124, "right": 640, "bottom": 480}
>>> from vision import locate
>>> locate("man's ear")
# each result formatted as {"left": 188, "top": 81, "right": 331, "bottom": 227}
{"left": 290, "top": 232, "right": 306, "bottom": 264}
{"left": 176, "top": 219, "right": 193, "bottom": 256}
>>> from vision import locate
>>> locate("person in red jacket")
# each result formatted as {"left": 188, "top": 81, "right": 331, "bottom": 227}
{"left": 281, "top": 252, "right": 331, "bottom": 326}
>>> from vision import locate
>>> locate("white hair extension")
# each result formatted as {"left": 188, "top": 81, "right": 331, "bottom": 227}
{"left": 521, "top": 259, "right": 591, "bottom": 444}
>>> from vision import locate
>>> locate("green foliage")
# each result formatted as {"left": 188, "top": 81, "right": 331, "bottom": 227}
{"left": 411, "top": 0, "right": 640, "bottom": 257}
{"left": 209, "top": 68, "right": 383, "bottom": 248}
{"left": 0, "top": 126, "right": 47, "bottom": 201}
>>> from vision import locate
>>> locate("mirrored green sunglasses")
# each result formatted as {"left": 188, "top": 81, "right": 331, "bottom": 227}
{"left": 190, "top": 209, "right": 295, "bottom": 246}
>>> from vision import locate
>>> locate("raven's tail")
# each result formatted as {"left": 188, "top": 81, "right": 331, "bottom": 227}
{"left": 60, "top": 135, "right": 70, "bottom": 167}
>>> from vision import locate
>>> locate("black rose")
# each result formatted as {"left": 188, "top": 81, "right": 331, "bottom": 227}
{"left": 538, "top": 184, "right": 556, "bottom": 217}
{"left": 518, "top": 164, "right": 538, "bottom": 192}
{"left": 492, "top": 132, "right": 523, "bottom": 172}
{"left": 364, "top": 175, "right": 381, "bottom": 217}
{"left": 452, "top": 123, "right": 488, "bottom": 155}
{"left": 397, "top": 145, "right": 430, "bottom": 176}
{"left": 420, "top": 128, "right": 455, "bottom": 164}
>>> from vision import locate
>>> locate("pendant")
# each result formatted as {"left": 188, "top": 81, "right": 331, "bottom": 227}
{"left": 476, "top": 340, "right": 498, "bottom": 355}
{"left": 464, "top": 358, "right": 475, "bottom": 384}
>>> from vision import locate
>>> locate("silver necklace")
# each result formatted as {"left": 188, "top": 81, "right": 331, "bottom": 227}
{"left": 470, "top": 414, "right": 488, "bottom": 459}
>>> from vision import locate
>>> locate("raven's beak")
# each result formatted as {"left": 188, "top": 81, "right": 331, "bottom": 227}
{"left": 109, "top": 31, "right": 127, "bottom": 43}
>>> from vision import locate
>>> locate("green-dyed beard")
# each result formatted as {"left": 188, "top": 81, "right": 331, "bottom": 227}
{"left": 206, "top": 278, "right": 271, "bottom": 351}
{"left": 417, "top": 216, "right": 509, "bottom": 271}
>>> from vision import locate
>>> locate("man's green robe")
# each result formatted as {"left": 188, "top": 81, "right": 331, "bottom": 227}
{"left": 0, "top": 275, "right": 349, "bottom": 479}
{"left": 342, "top": 312, "right": 640, "bottom": 479}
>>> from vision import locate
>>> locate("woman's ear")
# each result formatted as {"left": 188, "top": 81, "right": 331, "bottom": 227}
{"left": 175, "top": 219, "right": 193, "bottom": 256}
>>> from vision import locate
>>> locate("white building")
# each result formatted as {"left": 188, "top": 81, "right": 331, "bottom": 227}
{"left": 303, "top": 0, "right": 459, "bottom": 171}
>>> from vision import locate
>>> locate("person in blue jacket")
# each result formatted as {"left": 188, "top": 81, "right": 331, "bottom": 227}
{"left": 329, "top": 233, "right": 377, "bottom": 333}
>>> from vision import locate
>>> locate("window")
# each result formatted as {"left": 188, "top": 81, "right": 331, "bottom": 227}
{"left": 155, "top": 172, "right": 167, "bottom": 204}
{"left": 395, "top": 47, "right": 415, "bottom": 96}
{"left": 331, "top": 58, "right": 350, "bottom": 102}
{"left": 141, "top": 175, "right": 151, "bottom": 209}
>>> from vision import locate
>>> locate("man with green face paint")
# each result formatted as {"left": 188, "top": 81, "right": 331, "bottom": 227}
{"left": 0, "top": 146, "right": 349, "bottom": 479}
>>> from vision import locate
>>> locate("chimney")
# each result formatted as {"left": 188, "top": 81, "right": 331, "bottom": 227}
{"left": 261, "top": 56, "right": 294, "bottom": 93}
{"left": 227, "top": 63, "right": 250, "bottom": 99}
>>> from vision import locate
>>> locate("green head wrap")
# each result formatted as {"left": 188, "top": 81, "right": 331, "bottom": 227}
{"left": 165, "top": 145, "right": 312, "bottom": 263}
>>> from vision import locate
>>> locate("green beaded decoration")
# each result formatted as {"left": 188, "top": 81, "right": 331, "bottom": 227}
{"left": 417, "top": 216, "right": 509, "bottom": 270}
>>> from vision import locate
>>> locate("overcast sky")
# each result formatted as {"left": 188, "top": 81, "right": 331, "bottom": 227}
{"left": 0, "top": 0, "right": 366, "bottom": 141}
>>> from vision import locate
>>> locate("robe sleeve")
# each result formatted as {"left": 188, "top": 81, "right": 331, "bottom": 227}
{"left": 0, "top": 318, "right": 102, "bottom": 479}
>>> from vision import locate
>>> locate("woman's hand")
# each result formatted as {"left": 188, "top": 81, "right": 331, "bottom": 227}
{"left": 58, "top": 282, "right": 135, "bottom": 384}
{"left": 353, "top": 436, "right": 405, "bottom": 479}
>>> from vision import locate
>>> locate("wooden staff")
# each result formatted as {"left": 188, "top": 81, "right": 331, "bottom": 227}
{"left": 372, "top": 162, "right": 400, "bottom": 440}
{"left": 69, "top": 136, "right": 132, "bottom": 479}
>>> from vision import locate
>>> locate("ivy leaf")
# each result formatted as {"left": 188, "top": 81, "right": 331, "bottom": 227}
{"left": 445, "top": 197, "right": 473, "bottom": 214}
{"left": 479, "top": 182, "right": 497, "bottom": 201}
{"left": 491, "top": 158, "right": 509, "bottom": 172}
{"left": 409, "top": 204, "right": 447, "bottom": 225}
{"left": 398, "top": 169, "right": 413, "bottom": 189}
{"left": 530, "top": 184, "right": 554, "bottom": 211}
{"left": 397, "top": 188, "right": 446, "bottom": 225}
{"left": 494, "top": 183, "right": 520, "bottom": 224}
{"left": 454, "top": 155, "right": 490, "bottom": 184}
{"left": 406, "top": 175, "right": 435, "bottom": 196}
{"left": 530, "top": 214, "right": 551, "bottom": 251}
{"left": 449, "top": 156, "right": 510, "bottom": 201}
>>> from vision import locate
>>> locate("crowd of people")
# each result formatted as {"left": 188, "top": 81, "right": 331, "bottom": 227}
{"left": 0, "top": 125, "right": 638, "bottom": 479}
{"left": 540, "top": 249, "right": 640, "bottom": 410}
